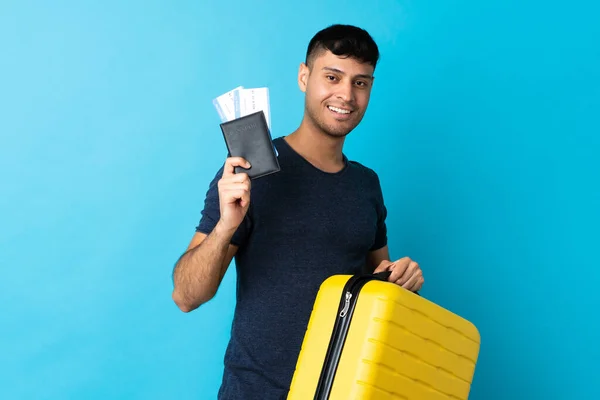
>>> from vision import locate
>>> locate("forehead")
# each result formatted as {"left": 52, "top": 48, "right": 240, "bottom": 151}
{"left": 311, "top": 50, "right": 374, "bottom": 78}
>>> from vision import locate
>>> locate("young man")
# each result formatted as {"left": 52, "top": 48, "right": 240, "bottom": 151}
{"left": 172, "top": 24, "right": 424, "bottom": 399}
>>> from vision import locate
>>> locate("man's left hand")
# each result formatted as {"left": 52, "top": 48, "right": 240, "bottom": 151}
{"left": 374, "top": 257, "right": 424, "bottom": 292}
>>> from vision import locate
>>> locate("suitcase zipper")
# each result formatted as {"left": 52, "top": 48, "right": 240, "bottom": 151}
{"left": 313, "top": 271, "right": 391, "bottom": 400}
{"left": 339, "top": 292, "right": 352, "bottom": 318}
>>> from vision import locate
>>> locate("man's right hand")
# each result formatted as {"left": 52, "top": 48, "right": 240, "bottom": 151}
{"left": 217, "top": 157, "right": 252, "bottom": 234}
{"left": 172, "top": 156, "right": 250, "bottom": 312}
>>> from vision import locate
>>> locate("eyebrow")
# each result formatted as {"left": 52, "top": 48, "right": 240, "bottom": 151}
{"left": 322, "top": 66, "right": 374, "bottom": 80}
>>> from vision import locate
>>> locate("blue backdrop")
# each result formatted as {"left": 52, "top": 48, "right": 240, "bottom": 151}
{"left": 1, "top": 1, "right": 598, "bottom": 399}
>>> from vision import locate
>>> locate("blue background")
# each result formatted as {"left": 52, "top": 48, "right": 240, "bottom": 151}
{"left": 1, "top": 1, "right": 598, "bottom": 399}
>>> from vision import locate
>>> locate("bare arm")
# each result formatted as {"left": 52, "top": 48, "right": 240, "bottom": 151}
{"left": 172, "top": 156, "right": 252, "bottom": 312}
{"left": 368, "top": 245, "right": 424, "bottom": 292}
{"left": 172, "top": 227, "right": 238, "bottom": 312}
{"left": 366, "top": 245, "right": 391, "bottom": 272}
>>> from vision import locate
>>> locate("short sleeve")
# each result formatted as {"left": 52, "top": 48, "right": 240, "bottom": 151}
{"left": 195, "top": 165, "right": 252, "bottom": 248}
{"left": 370, "top": 173, "right": 388, "bottom": 251}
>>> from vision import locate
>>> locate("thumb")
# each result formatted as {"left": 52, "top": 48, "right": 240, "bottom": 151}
{"left": 373, "top": 260, "right": 394, "bottom": 273}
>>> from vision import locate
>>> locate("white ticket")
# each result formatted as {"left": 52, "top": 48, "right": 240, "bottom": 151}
{"left": 233, "top": 87, "right": 271, "bottom": 130}
{"left": 212, "top": 86, "right": 243, "bottom": 123}
{"left": 213, "top": 85, "right": 276, "bottom": 156}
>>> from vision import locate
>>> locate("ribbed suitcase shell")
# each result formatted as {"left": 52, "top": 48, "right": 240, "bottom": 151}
{"left": 287, "top": 275, "right": 481, "bottom": 400}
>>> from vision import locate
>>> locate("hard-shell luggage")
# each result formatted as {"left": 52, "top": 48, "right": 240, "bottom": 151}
{"left": 287, "top": 271, "right": 481, "bottom": 399}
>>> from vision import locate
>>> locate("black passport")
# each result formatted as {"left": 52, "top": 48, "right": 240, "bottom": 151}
{"left": 220, "top": 110, "right": 280, "bottom": 179}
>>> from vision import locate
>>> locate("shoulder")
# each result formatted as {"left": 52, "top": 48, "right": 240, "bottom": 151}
{"left": 346, "top": 159, "right": 386, "bottom": 204}
{"left": 347, "top": 160, "right": 381, "bottom": 183}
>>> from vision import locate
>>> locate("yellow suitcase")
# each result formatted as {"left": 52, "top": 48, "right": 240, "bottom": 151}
{"left": 287, "top": 271, "right": 481, "bottom": 399}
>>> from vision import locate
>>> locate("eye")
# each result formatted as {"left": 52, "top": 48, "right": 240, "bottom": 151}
{"left": 355, "top": 80, "right": 367, "bottom": 87}
{"left": 326, "top": 75, "right": 337, "bottom": 81}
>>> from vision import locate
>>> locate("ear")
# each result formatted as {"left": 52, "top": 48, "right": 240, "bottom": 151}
{"left": 298, "top": 62, "right": 309, "bottom": 93}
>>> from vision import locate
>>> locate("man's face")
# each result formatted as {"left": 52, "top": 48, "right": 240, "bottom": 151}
{"left": 298, "top": 50, "right": 375, "bottom": 138}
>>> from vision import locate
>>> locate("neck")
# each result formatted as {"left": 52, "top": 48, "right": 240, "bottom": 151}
{"left": 285, "top": 116, "right": 346, "bottom": 172}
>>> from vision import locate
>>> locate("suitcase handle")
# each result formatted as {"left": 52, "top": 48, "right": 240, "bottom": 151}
{"left": 372, "top": 270, "right": 392, "bottom": 280}
{"left": 371, "top": 270, "right": 421, "bottom": 296}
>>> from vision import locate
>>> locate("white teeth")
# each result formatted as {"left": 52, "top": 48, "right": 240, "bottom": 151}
{"left": 328, "top": 106, "right": 351, "bottom": 114}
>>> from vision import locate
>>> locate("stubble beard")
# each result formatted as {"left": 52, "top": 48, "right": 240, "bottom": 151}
{"left": 305, "top": 100, "right": 361, "bottom": 139}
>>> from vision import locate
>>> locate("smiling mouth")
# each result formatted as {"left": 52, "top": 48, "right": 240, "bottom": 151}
{"left": 327, "top": 105, "right": 352, "bottom": 115}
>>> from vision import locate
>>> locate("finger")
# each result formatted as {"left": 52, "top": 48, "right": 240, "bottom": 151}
{"left": 221, "top": 188, "right": 250, "bottom": 204}
{"left": 221, "top": 184, "right": 250, "bottom": 195}
{"left": 219, "top": 179, "right": 250, "bottom": 190}
{"left": 389, "top": 258, "right": 410, "bottom": 282}
{"left": 373, "top": 260, "right": 393, "bottom": 273}
{"left": 400, "top": 271, "right": 421, "bottom": 291}
{"left": 223, "top": 157, "right": 251, "bottom": 176}
{"left": 404, "top": 276, "right": 424, "bottom": 292}
{"left": 397, "top": 261, "right": 418, "bottom": 286}
{"left": 396, "top": 261, "right": 419, "bottom": 286}
{"left": 411, "top": 277, "right": 424, "bottom": 292}
{"left": 220, "top": 176, "right": 251, "bottom": 197}
{"left": 238, "top": 189, "right": 251, "bottom": 208}
{"left": 220, "top": 183, "right": 250, "bottom": 193}
{"left": 225, "top": 172, "right": 250, "bottom": 184}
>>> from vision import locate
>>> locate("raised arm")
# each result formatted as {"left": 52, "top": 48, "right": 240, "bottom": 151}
{"left": 171, "top": 157, "right": 252, "bottom": 312}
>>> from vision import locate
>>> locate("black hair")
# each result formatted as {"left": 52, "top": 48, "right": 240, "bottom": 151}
{"left": 305, "top": 24, "right": 380, "bottom": 69}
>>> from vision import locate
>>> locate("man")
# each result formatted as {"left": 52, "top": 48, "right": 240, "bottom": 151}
{"left": 172, "top": 24, "right": 424, "bottom": 399}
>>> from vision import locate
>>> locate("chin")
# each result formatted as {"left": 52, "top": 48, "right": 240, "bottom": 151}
{"left": 323, "top": 127, "right": 353, "bottom": 138}
{"left": 306, "top": 105, "right": 361, "bottom": 138}
{"left": 323, "top": 118, "right": 362, "bottom": 138}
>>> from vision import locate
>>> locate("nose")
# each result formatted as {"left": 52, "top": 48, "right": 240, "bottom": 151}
{"left": 336, "top": 81, "right": 354, "bottom": 104}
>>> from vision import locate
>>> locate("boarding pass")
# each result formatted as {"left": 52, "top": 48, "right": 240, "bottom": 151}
{"left": 213, "top": 86, "right": 276, "bottom": 155}
{"left": 213, "top": 86, "right": 272, "bottom": 130}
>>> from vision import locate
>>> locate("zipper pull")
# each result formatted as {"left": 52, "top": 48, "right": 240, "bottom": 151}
{"left": 340, "top": 292, "right": 352, "bottom": 317}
